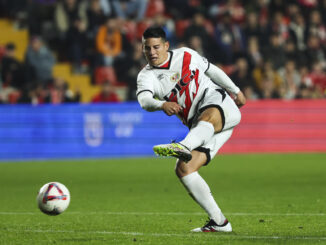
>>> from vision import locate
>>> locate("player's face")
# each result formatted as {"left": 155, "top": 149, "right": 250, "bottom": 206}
{"left": 142, "top": 37, "right": 169, "bottom": 66}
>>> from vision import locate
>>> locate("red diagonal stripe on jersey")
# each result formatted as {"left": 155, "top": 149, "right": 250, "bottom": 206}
{"left": 181, "top": 52, "right": 192, "bottom": 121}
{"left": 168, "top": 91, "right": 178, "bottom": 102}
{"left": 179, "top": 52, "right": 192, "bottom": 96}
{"left": 180, "top": 52, "right": 199, "bottom": 123}
{"left": 181, "top": 52, "right": 192, "bottom": 77}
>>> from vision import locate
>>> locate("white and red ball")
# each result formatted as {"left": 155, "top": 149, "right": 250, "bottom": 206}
{"left": 37, "top": 182, "right": 70, "bottom": 215}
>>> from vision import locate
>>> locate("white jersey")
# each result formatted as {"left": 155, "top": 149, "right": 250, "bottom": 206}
{"left": 137, "top": 47, "right": 223, "bottom": 125}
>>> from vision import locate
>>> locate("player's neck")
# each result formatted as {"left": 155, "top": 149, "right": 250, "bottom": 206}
{"left": 157, "top": 52, "right": 170, "bottom": 67}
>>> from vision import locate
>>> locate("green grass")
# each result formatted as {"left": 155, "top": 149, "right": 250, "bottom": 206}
{"left": 0, "top": 153, "right": 326, "bottom": 244}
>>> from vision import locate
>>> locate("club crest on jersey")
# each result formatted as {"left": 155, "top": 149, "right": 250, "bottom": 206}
{"left": 170, "top": 72, "right": 180, "bottom": 83}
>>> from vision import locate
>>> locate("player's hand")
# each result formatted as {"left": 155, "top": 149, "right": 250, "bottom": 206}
{"left": 162, "top": 102, "right": 182, "bottom": 116}
{"left": 234, "top": 91, "right": 246, "bottom": 108}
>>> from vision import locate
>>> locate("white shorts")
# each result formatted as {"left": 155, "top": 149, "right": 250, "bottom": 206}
{"left": 189, "top": 87, "right": 241, "bottom": 164}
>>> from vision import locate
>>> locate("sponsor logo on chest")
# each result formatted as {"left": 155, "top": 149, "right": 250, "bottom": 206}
{"left": 157, "top": 74, "right": 164, "bottom": 81}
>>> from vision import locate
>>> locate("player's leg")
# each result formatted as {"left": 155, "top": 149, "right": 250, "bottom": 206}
{"left": 176, "top": 150, "right": 226, "bottom": 224}
{"left": 176, "top": 150, "right": 231, "bottom": 232}
{"left": 154, "top": 87, "right": 241, "bottom": 162}
{"left": 179, "top": 107, "right": 223, "bottom": 150}
{"left": 178, "top": 92, "right": 241, "bottom": 156}
{"left": 178, "top": 128, "right": 235, "bottom": 232}
{"left": 153, "top": 107, "right": 223, "bottom": 162}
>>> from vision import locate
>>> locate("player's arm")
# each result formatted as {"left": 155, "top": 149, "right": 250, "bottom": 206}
{"left": 186, "top": 47, "right": 246, "bottom": 107}
{"left": 137, "top": 91, "right": 182, "bottom": 116}
{"left": 137, "top": 71, "right": 182, "bottom": 115}
{"left": 205, "top": 63, "right": 246, "bottom": 107}
{"left": 137, "top": 91, "right": 164, "bottom": 112}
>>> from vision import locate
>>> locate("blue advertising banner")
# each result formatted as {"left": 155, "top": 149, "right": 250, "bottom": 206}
{"left": 0, "top": 103, "right": 188, "bottom": 161}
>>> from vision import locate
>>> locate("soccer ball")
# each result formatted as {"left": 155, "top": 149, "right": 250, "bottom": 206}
{"left": 37, "top": 182, "right": 70, "bottom": 215}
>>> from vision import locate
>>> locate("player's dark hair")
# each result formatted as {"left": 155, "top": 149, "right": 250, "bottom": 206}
{"left": 143, "top": 26, "right": 166, "bottom": 41}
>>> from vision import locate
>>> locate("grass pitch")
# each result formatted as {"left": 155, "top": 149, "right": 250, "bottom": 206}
{"left": 0, "top": 153, "right": 326, "bottom": 244}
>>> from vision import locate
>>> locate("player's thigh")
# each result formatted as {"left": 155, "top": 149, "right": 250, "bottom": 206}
{"left": 198, "top": 107, "right": 223, "bottom": 133}
{"left": 175, "top": 150, "right": 207, "bottom": 178}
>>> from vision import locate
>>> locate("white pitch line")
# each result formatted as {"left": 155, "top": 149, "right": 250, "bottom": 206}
{"left": 227, "top": 212, "right": 326, "bottom": 216}
{"left": 0, "top": 212, "right": 36, "bottom": 215}
{"left": 71, "top": 211, "right": 326, "bottom": 217}
{"left": 3, "top": 228, "right": 326, "bottom": 241}
{"left": 0, "top": 211, "right": 325, "bottom": 216}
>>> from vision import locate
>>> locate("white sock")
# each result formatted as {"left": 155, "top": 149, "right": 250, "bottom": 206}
{"left": 181, "top": 172, "right": 226, "bottom": 225}
{"left": 180, "top": 121, "right": 214, "bottom": 151}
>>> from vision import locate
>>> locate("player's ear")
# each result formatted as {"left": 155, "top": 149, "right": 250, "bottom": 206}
{"left": 141, "top": 37, "right": 146, "bottom": 52}
{"left": 164, "top": 41, "right": 170, "bottom": 51}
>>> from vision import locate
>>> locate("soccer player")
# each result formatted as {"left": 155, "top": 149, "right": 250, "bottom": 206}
{"left": 136, "top": 26, "right": 246, "bottom": 232}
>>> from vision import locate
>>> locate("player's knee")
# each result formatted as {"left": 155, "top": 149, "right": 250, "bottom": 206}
{"left": 175, "top": 162, "right": 184, "bottom": 178}
{"left": 175, "top": 160, "right": 194, "bottom": 178}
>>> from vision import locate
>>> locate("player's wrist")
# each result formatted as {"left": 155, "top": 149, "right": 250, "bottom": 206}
{"left": 159, "top": 101, "right": 166, "bottom": 109}
{"left": 233, "top": 87, "right": 240, "bottom": 95}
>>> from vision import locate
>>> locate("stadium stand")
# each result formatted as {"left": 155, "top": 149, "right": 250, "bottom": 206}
{"left": 0, "top": 0, "right": 325, "bottom": 104}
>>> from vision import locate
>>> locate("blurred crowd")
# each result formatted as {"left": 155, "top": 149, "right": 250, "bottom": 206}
{"left": 0, "top": 0, "right": 326, "bottom": 104}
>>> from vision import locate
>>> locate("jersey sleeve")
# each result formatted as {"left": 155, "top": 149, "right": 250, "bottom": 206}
{"left": 136, "top": 68, "right": 155, "bottom": 97}
{"left": 137, "top": 91, "right": 165, "bottom": 112}
{"left": 136, "top": 68, "right": 165, "bottom": 112}
{"left": 205, "top": 63, "right": 240, "bottom": 95}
